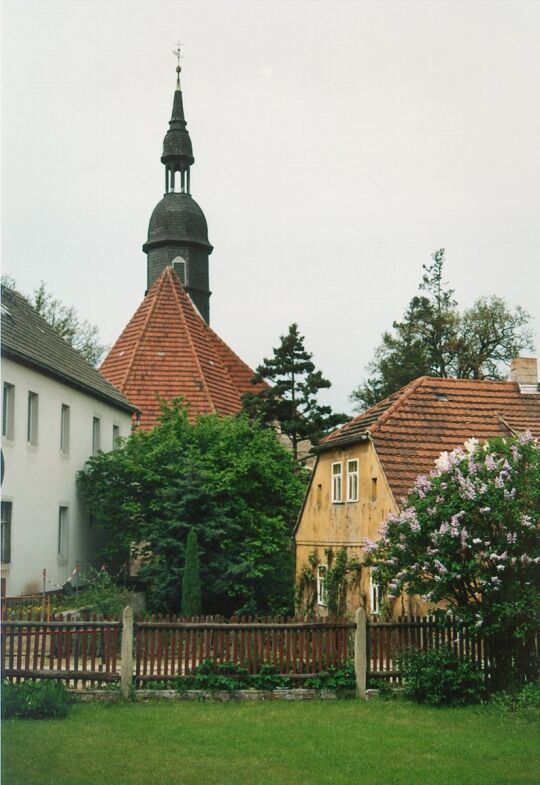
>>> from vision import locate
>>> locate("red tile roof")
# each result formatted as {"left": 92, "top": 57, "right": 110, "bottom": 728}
{"left": 100, "top": 267, "right": 265, "bottom": 428}
{"left": 321, "top": 376, "right": 540, "bottom": 503}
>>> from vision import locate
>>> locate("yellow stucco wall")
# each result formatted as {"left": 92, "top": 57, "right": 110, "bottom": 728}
{"left": 295, "top": 439, "right": 427, "bottom": 617}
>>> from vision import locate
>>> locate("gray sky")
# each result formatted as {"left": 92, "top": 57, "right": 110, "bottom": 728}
{"left": 2, "top": 0, "right": 539, "bottom": 414}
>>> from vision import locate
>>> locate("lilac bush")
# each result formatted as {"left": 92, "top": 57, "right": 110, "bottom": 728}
{"left": 365, "top": 433, "right": 540, "bottom": 688}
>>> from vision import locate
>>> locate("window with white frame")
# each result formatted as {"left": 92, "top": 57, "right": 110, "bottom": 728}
{"left": 317, "top": 564, "right": 327, "bottom": 607}
{"left": 2, "top": 383, "right": 15, "bottom": 440}
{"left": 58, "top": 506, "right": 69, "bottom": 562}
{"left": 347, "top": 459, "right": 359, "bottom": 502}
{"left": 172, "top": 256, "right": 187, "bottom": 285}
{"left": 112, "top": 424, "right": 120, "bottom": 450}
{"left": 331, "top": 462, "right": 343, "bottom": 503}
{"left": 1, "top": 501, "right": 12, "bottom": 564}
{"left": 60, "top": 404, "right": 70, "bottom": 454}
{"left": 92, "top": 417, "right": 101, "bottom": 455}
{"left": 370, "top": 573, "right": 383, "bottom": 616}
{"left": 27, "top": 391, "right": 39, "bottom": 445}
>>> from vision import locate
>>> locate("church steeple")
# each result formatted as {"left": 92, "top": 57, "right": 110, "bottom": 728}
{"left": 143, "top": 50, "right": 213, "bottom": 323}
{"left": 161, "top": 55, "right": 194, "bottom": 195}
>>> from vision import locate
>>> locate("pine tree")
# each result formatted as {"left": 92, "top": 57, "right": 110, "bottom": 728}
{"left": 181, "top": 528, "right": 202, "bottom": 616}
{"left": 242, "top": 323, "right": 347, "bottom": 461}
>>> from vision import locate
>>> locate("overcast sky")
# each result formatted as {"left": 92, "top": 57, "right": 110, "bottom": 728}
{"left": 2, "top": 0, "right": 539, "bottom": 414}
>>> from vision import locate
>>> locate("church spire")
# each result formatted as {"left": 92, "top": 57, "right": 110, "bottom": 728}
{"left": 143, "top": 48, "right": 213, "bottom": 323}
{"left": 161, "top": 46, "right": 194, "bottom": 195}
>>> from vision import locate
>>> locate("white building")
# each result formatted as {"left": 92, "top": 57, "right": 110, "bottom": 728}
{"left": 1, "top": 286, "right": 138, "bottom": 596}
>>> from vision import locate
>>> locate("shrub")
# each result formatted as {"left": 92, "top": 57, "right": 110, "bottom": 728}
{"left": 2, "top": 680, "right": 70, "bottom": 719}
{"left": 304, "top": 662, "right": 356, "bottom": 693}
{"left": 491, "top": 680, "right": 540, "bottom": 719}
{"left": 397, "top": 647, "right": 485, "bottom": 707}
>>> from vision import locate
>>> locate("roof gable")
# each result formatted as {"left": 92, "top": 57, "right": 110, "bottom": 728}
{"left": 1, "top": 286, "right": 137, "bottom": 414}
{"left": 100, "top": 267, "right": 264, "bottom": 428}
{"left": 322, "top": 376, "right": 540, "bottom": 503}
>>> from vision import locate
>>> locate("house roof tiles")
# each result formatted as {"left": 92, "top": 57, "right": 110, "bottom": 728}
{"left": 100, "top": 267, "right": 264, "bottom": 428}
{"left": 320, "top": 376, "right": 540, "bottom": 503}
{"left": 1, "top": 285, "right": 137, "bottom": 414}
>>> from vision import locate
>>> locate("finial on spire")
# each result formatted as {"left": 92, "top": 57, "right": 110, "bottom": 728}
{"left": 173, "top": 42, "right": 182, "bottom": 90}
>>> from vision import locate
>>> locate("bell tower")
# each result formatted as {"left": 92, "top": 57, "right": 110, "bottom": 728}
{"left": 143, "top": 49, "right": 213, "bottom": 323}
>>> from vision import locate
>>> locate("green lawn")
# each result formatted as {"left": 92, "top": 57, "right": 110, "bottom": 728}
{"left": 2, "top": 698, "right": 538, "bottom": 785}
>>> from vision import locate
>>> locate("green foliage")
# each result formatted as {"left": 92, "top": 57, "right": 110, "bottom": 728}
{"left": 174, "top": 660, "right": 291, "bottom": 691}
{"left": 242, "top": 323, "right": 347, "bottom": 461}
{"left": 304, "top": 662, "right": 356, "bottom": 693}
{"left": 491, "top": 681, "right": 540, "bottom": 720}
{"left": 53, "top": 568, "right": 131, "bottom": 617}
{"left": 79, "top": 402, "right": 308, "bottom": 615}
{"left": 2, "top": 680, "right": 71, "bottom": 719}
{"left": 31, "top": 281, "right": 107, "bottom": 366}
{"left": 325, "top": 548, "right": 361, "bottom": 617}
{"left": 352, "top": 250, "right": 532, "bottom": 410}
{"left": 397, "top": 647, "right": 486, "bottom": 707}
{"left": 181, "top": 529, "right": 202, "bottom": 616}
{"left": 296, "top": 548, "right": 360, "bottom": 616}
{"left": 366, "top": 434, "right": 540, "bottom": 689}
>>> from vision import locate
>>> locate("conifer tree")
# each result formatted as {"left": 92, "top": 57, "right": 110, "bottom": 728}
{"left": 242, "top": 323, "right": 347, "bottom": 461}
{"left": 181, "top": 528, "right": 202, "bottom": 616}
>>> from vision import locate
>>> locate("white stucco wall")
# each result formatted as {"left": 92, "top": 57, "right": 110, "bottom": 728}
{"left": 1, "top": 357, "right": 132, "bottom": 596}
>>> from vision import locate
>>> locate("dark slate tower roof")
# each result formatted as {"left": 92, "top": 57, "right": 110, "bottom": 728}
{"left": 143, "top": 61, "right": 213, "bottom": 323}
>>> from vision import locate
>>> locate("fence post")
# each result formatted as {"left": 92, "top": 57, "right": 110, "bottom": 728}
{"left": 120, "top": 605, "right": 134, "bottom": 699}
{"left": 354, "top": 607, "right": 367, "bottom": 699}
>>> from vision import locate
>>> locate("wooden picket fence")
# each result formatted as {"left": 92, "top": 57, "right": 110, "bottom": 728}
{"left": 1, "top": 611, "right": 493, "bottom": 691}
{"left": 135, "top": 615, "right": 355, "bottom": 685}
{"left": 1, "top": 616, "right": 120, "bottom": 688}
{"left": 368, "top": 615, "right": 488, "bottom": 684}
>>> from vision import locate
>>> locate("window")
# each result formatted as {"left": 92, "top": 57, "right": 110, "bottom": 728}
{"left": 1, "top": 501, "right": 12, "bottom": 564}
{"left": 370, "top": 573, "right": 383, "bottom": 615}
{"left": 331, "top": 462, "right": 343, "bottom": 503}
{"left": 27, "top": 392, "right": 39, "bottom": 445}
{"left": 347, "top": 459, "right": 359, "bottom": 502}
{"left": 58, "top": 507, "right": 69, "bottom": 562}
{"left": 172, "top": 256, "right": 187, "bottom": 285}
{"left": 2, "top": 383, "right": 15, "bottom": 439}
{"left": 317, "top": 564, "right": 327, "bottom": 607}
{"left": 60, "top": 404, "right": 70, "bottom": 453}
{"left": 371, "top": 478, "right": 378, "bottom": 501}
{"left": 112, "top": 424, "right": 120, "bottom": 450}
{"left": 92, "top": 417, "right": 101, "bottom": 455}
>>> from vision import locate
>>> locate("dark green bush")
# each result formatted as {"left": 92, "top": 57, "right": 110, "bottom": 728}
{"left": 491, "top": 680, "right": 540, "bottom": 718}
{"left": 2, "top": 680, "right": 70, "bottom": 719}
{"left": 304, "top": 662, "right": 356, "bottom": 693}
{"left": 171, "top": 661, "right": 291, "bottom": 691}
{"left": 397, "top": 647, "right": 486, "bottom": 707}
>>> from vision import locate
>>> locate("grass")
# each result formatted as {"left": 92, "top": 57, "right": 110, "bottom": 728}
{"left": 2, "top": 698, "right": 539, "bottom": 785}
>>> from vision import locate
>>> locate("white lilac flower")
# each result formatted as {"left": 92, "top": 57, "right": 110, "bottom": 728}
{"left": 472, "top": 538, "right": 482, "bottom": 545}
{"left": 480, "top": 507, "right": 491, "bottom": 514}
{"left": 519, "top": 430, "right": 534, "bottom": 444}
{"left": 504, "top": 488, "right": 516, "bottom": 500}
{"left": 496, "top": 565, "right": 505, "bottom": 571}
{"left": 464, "top": 437, "right": 479, "bottom": 455}
{"left": 434, "top": 559, "right": 448, "bottom": 575}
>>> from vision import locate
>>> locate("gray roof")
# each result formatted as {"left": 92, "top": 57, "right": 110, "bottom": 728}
{"left": 1, "top": 286, "right": 138, "bottom": 414}
{"left": 144, "top": 192, "right": 212, "bottom": 250}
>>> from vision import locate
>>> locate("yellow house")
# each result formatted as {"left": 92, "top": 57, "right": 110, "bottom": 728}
{"left": 295, "top": 361, "right": 540, "bottom": 618}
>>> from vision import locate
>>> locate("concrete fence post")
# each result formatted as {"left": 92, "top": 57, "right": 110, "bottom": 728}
{"left": 354, "top": 607, "right": 367, "bottom": 699}
{"left": 120, "top": 605, "right": 134, "bottom": 699}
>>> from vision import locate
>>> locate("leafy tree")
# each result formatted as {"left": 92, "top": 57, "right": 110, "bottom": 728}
{"left": 1, "top": 276, "right": 107, "bottom": 366}
{"left": 78, "top": 401, "right": 308, "bottom": 616}
{"left": 31, "top": 281, "right": 107, "bottom": 366}
{"left": 352, "top": 250, "right": 532, "bottom": 410}
{"left": 242, "top": 323, "right": 347, "bottom": 461}
{"left": 181, "top": 529, "right": 202, "bottom": 616}
{"left": 365, "top": 433, "right": 540, "bottom": 690}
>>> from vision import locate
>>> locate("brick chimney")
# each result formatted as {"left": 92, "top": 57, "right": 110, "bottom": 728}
{"left": 510, "top": 357, "right": 538, "bottom": 394}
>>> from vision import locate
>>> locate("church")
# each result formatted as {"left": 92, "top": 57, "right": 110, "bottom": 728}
{"left": 101, "top": 59, "right": 264, "bottom": 428}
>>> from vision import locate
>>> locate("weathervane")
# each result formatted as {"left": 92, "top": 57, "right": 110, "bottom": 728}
{"left": 173, "top": 42, "right": 182, "bottom": 86}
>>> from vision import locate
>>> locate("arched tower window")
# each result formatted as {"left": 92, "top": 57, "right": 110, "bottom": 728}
{"left": 172, "top": 256, "right": 187, "bottom": 285}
